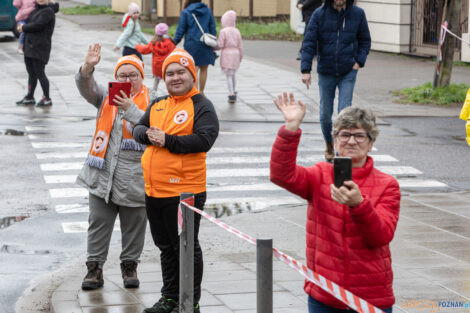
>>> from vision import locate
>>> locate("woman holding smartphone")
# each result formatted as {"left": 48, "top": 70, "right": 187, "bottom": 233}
{"left": 75, "top": 44, "right": 150, "bottom": 291}
{"left": 270, "top": 92, "right": 401, "bottom": 313}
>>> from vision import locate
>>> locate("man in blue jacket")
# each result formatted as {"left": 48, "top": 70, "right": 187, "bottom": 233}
{"left": 301, "top": 0, "right": 371, "bottom": 161}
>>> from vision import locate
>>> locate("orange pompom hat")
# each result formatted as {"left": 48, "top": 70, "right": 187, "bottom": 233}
{"left": 114, "top": 54, "right": 145, "bottom": 79}
{"left": 162, "top": 48, "right": 197, "bottom": 82}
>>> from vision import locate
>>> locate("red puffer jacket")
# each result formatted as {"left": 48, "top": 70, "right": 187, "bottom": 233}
{"left": 136, "top": 38, "right": 175, "bottom": 78}
{"left": 270, "top": 126, "right": 400, "bottom": 309}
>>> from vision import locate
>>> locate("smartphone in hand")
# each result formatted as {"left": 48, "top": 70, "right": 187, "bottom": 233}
{"left": 108, "top": 82, "right": 131, "bottom": 105}
{"left": 334, "top": 157, "right": 352, "bottom": 188}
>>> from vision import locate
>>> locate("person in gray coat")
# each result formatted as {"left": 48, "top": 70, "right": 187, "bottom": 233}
{"left": 75, "top": 43, "right": 150, "bottom": 290}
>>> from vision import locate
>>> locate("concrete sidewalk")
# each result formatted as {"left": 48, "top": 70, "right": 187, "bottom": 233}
{"left": 46, "top": 192, "right": 470, "bottom": 313}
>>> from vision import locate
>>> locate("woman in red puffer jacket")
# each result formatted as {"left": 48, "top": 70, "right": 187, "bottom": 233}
{"left": 270, "top": 92, "right": 400, "bottom": 313}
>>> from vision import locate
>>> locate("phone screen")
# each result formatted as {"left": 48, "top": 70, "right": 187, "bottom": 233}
{"left": 334, "top": 157, "right": 352, "bottom": 188}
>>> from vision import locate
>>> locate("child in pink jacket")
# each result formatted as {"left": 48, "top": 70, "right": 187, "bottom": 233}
{"left": 216, "top": 10, "right": 243, "bottom": 104}
{"left": 13, "top": 0, "right": 36, "bottom": 54}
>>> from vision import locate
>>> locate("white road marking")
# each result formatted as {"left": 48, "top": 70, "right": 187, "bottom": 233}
{"left": 44, "top": 175, "right": 77, "bottom": 184}
{"left": 210, "top": 146, "right": 377, "bottom": 153}
{"left": 207, "top": 154, "right": 397, "bottom": 165}
{"left": 40, "top": 162, "right": 83, "bottom": 171}
{"left": 32, "top": 142, "right": 89, "bottom": 149}
{"left": 209, "top": 183, "right": 282, "bottom": 192}
{"left": 62, "top": 221, "right": 119, "bottom": 233}
{"left": 49, "top": 188, "right": 88, "bottom": 198}
{"left": 397, "top": 179, "right": 448, "bottom": 188}
{"left": 35, "top": 151, "right": 87, "bottom": 159}
{"left": 55, "top": 204, "right": 88, "bottom": 214}
{"left": 376, "top": 166, "right": 422, "bottom": 176}
{"left": 25, "top": 126, "right": 47, "bottom": 131}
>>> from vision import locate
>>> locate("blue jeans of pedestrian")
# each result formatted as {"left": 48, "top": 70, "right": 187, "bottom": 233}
{"left": 308, "top": 296, "right": 392, "bottom": 313}
{"left": 18, "top": 20, "right": 26, "bottom": 45}
{"left": 318, "top": 69, "right": 358, "bottom": 143}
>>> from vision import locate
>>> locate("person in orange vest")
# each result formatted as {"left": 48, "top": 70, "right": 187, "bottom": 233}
{"left": 133, "top": 48, "right": 219, "bottom": 313}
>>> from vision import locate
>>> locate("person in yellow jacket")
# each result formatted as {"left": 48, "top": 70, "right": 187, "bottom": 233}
{"left": 459, "top": 88, "right": 470, "bottom": 146}
{"left": 133, "top": 48, "right": 219, "bottom": 313}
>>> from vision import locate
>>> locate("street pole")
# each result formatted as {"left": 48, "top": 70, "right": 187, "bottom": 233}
{"left": 256, "top": 239, "right": 273, "bottom": 313}
{"left": 179, "top": 193, "right": 195, "bottom": 313}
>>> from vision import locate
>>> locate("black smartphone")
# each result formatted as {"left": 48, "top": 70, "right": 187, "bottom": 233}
{"left": 334, "top": 157, "right": 352, "bottom": 188}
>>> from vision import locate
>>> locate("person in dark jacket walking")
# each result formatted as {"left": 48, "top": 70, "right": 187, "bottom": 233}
{"left": 134, "top": 48, "right": 219, "bottom": 313}
{"left": 173, "top": 0, "right": 217, "bottom": 94}
{"left": 301, "top": 0, "right": 371, "bottom": 162}
{"left": 296, "top": 0, "right": 322, "bottom": 60}
{"left": 16, "top": 0, "right": 58, "bottom": 107}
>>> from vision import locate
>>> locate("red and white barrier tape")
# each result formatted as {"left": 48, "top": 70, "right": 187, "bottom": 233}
{"left": 442, "top": 24, "right": 470, "bottom": 46}
{"left": 179, "top": 200, "right": 385, "bottom": 313}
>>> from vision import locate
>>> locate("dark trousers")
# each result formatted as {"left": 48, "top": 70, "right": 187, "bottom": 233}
{"left": 145, "top": 192, "right": 206, "bottom": 303}
{"left": 122, "top": 46, "right": 143, "bottom": 61}
{"left": 308, "top": 296, "right": 393, "bottom": 313}
{"left": 24, "top": 57, "right": 49, "bottom": 99}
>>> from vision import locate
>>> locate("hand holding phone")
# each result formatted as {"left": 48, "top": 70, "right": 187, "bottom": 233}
{"left": 334, "top": 157, "right": 352, "bottom": 188}
{"left": 109, "top": 82, "right": 131, "bottom": 106}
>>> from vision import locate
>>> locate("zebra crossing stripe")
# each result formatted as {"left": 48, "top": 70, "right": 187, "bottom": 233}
{"left": 62, "top": 221, "right": 119, "bottom": 233}
{"left": 375, "top": 166, "right": 422, "bottom": 176}
{"left": 207, "top": 154, "right": 397, "bottom": 165}
{"left": 32, "top": 142, "right": 89, "bottom": 149}
{"left": 35, "top": 151, "right": 87, "bottom": 160}
{"left": 55, "top": 204, "right": 88, "bottom": 214}
{"left": 396, "top": 179, "right": 448, "bottom": 188}
{"left": 40, "top": 162, "right": 83, "bottom": 171}
{"left": 208, "top": 183, "right": 282, "bottom": 192}
{"left": 49, "top": 188, "right": 88, "bottom": 198}
{"left": 210, "top": 146, "right": 378, "bottom": 153}
{"left": 44, "top": 175, "right": 77, "bottom": 184}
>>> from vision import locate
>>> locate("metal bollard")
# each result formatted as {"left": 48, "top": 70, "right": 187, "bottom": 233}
{"left": 179, "top": 193, "right": 195, "bottom": 313}
{"left": 257, "top": 239, "right": 273, "bottom": 313}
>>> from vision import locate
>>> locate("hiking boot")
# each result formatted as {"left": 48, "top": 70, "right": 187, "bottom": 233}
{"left": 325, "top": 142, "right": 334, "bottom": 162}
{"left": 16, "top": 97, "right": 35, "bottom": 106}
{"left": 81, "top": 261, "right": 103, "bottom": 290}
{"left": 36, "top": 96, "right": 52, "bottom": 107}
{"left": 120, "top": 260, "right": 140, "bottom": 288}
{"left": 143, "top": 296, "right": 178, "bottom": 313}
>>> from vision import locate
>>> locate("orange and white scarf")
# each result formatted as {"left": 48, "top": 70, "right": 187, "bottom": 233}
{"left": 86, "top": 85, "right": 149, "bottom": 169}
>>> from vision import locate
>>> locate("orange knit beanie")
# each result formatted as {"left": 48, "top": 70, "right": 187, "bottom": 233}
{"left": 162, "top": 48, "right": 197, "bottom": 82}
{"left": 114, "top": 54, "right": 145, "bottom": 79}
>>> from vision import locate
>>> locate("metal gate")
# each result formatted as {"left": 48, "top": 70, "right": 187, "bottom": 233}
{"left": 410, "top": 0, "right": 468, "bottom": 56}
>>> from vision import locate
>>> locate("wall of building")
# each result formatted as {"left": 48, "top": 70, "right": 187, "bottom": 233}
{"left": 358, "top": 0, "right": 412, "bottom": 53}
{"left": 462, "top": 2, "right": 470, "bottom": 61}
{"left": 113, "top": 0, "right": 287, "bottom": 17}
{"left": 75, "top": 0, "right": 112, "bottom": 5}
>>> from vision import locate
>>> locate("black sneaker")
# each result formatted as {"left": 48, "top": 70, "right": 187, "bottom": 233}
{"left": 296, "top": 51, "right": 302, "bottom": 60}
{"left": 16, "top": 97, "right": 35, "bottom": 106}
{"left": 228, "top": 95, "right": 236, "bottom": 104}
{"left": 144, "top": 296, "right": 178, "bottom": 313}
{"left": 170, "top": 303, "right": 200, "bottom": 313}
{"left": 36, "top": 97, "right": 52, "bottom": 107}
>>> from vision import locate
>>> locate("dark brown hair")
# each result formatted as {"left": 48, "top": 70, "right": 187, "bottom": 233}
{"left": 184, "top": 0, "right": 201, "bottom": 9}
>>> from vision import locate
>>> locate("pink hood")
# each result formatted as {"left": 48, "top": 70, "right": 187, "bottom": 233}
{"left": 221, "top": 10, "right": 236, "bottom": 28}
{"left": 13, "top": 0, "right": 36, "bottom": 22}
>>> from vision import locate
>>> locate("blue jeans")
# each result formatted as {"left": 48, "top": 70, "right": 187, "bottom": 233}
{"left": 18, "top": 20, "right": 26, "bottom": 45}
{"left": 308, "top": 296, "right": 392, "bottom": 313}
{"left": 318, "top": 69, "right": 358, "bottom": 143}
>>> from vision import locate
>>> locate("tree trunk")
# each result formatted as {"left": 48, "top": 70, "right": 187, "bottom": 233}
{"left": 438, "top": 0, "right": 462, "bottom": 87}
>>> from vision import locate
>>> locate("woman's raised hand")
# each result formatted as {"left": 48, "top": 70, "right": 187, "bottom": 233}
{"left": 273, "top": 92, "right": 306, "bottom": 131}
{"left": 85, "top": 43, "right": 101, "bottom": 68}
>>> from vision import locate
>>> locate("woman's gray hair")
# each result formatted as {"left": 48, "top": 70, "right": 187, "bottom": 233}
{"left": 333, "top": 107, "right": 379, "bottom": 141}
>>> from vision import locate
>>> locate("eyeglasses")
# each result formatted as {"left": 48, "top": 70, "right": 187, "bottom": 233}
{"left": 117, "top": 72, "right": 139, "bottom": 82}
{"left": 336, "top": 131, "right": 370, "bottom": 143}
